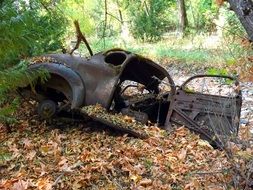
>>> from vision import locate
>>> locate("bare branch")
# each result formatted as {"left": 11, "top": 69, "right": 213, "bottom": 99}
{"left": 70, "top": 20, "right": 93, "bottom": 56}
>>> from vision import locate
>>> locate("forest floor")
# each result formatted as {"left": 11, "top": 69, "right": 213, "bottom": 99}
{"left": 0, "top": 61, "right": 253, "bottom": 190}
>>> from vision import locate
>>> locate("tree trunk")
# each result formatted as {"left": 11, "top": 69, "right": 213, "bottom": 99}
{"left": 177, "top": 0, "right": 188, "bottom": 33}
{"left": 227, "top": 0, "right": 253, "bottom": 41}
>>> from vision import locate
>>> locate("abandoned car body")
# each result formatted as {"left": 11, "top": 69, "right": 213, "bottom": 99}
{"left": 21, "top": 49, "right": 242, "bottom": 147}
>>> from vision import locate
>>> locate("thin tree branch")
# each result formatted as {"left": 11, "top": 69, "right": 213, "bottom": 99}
{"left": 70, "top": 20, "right": 93, "bottom": 56}
{"left": 52, "top": 161, "right": 83, "bottom": 187}
{"left": 102, "top": 0, "right": 108, "bottom": 47}
{"left": 107, "top": 12, "right": 122, "bottom": 23}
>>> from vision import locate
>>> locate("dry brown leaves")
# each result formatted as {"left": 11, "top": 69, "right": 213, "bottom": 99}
{"left": 239, "top": 65, "right": 253, "bottom": 82}
{"left": 0, "top": 102, "right": 252, "bottom": 190}
{"left": 215, "top": 0, "right": 226, "bottom": 6}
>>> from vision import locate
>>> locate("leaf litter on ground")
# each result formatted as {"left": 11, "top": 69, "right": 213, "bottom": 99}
{"left": 0, "top": 101, "right": 252, "bottom": 190}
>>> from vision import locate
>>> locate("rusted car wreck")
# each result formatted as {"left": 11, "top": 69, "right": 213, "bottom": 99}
{"left": 20, "top": 49, "right": 242, "bottom": 148}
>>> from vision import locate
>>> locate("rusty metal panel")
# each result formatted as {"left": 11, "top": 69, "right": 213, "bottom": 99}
{"left": 45, "top": 50, "right": 173, "bottom": 109}
{"left": 165, "top": 75, "right": 242, "bottom": 147}
{"left": 47, "top": 52, "right": 125, "bottom": 108}
{"left": 29, "top": 63, "right": 85, "bottom": 109}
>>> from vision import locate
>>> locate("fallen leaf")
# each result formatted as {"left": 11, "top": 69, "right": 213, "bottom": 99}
{"left": 178, "top": 149, "right": 187, "bottom": 161}
{"left": 23, "top": 138, "right": 33, "bottom": 150}
{"left": 58, "top": 156, "right": 69, "bottom": 171}
{"left": 11, "top": 180, "right": 29, "bottom": 190}
{"left": 139, "top": 178, "right": 152, "bottom": 186}
{"left": 130, "top": 174, "right": 141, "bottom": 183}
{"left": 197, "top": 139, "right": 212, "bottom": 149}
{"left": 26, "top": 150, "right": 36, "bottom": 161}
{"left": 39, "top": 163, "right": 48, "bottom": 177}
{"left": 36, "top": 177, "right": 52, "bottom": 190}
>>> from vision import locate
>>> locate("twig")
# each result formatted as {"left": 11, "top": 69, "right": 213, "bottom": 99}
{"left": 52, "top": 161, "right": 83, "bottom": 188}
{"left": 70, "top": 20, "right": 93, "bottom": 56}
{"left": 52, "top": 173, "right": 64, "bottom": 187}
{"left": 103, "top": 0, "right": 108, "bottom": 47}
{"left": 107, "top": 12, "right": 122, "bottom": 23}
{"left": 40, "top": 1, "right": 51, "bottom": 12}
{"left": 245, "top": 159, "right": 253, "bottom": 189}
{"left": 191, "top": 169, "right": 230, "bottom": 175}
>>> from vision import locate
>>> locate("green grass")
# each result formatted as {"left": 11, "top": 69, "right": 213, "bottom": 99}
{"left": 80, "top": 35, "right": 252, "bottom": 73}
{"left": 155, "top": 47, "right": 213, "bottom": 63}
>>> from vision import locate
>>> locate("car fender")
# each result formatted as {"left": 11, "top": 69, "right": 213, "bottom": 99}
{"left": 29, "top": 63, "right": 85, "bottom": 109}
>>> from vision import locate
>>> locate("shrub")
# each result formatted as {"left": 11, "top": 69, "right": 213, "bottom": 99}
{"left": 0, "top": 0, "right": 67, "bottom": 123}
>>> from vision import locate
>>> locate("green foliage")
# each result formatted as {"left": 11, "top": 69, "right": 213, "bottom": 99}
{"left": 59, "top": 0, "right": 97, "bottom": 36}
{"left": 0, "top": 0, "right": 66, "bottom": 123}
{"left": 0, "top": 98, "right": 20, "bottom": 124}
{"left": 187, "top": 0, "right": 218, "bottom": 32}
{"left": 0, "top": 0, "right": 67, "bottom": 68}
{"left": 0, "top": 62, "right": 47, "bottom": 92}
{"left": 90, "top": 37, "right": 118, "bottom": 52}
{"left": 207, "top": 68, "right": 228, "bottom": 76}
{"left": 206, "top": 68, "right": 235, "bottom": 85}
{"left": 220, "top": 6, "right": 246, "bottom": 38}
{"left": 0, "top": 61, "right": 49, "bottom": 123}
{"left": 156, "top": 47, "right": 214, "bottom": 63}
{"left": 127, "top": 0, "right": 173, "bottom": 41}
